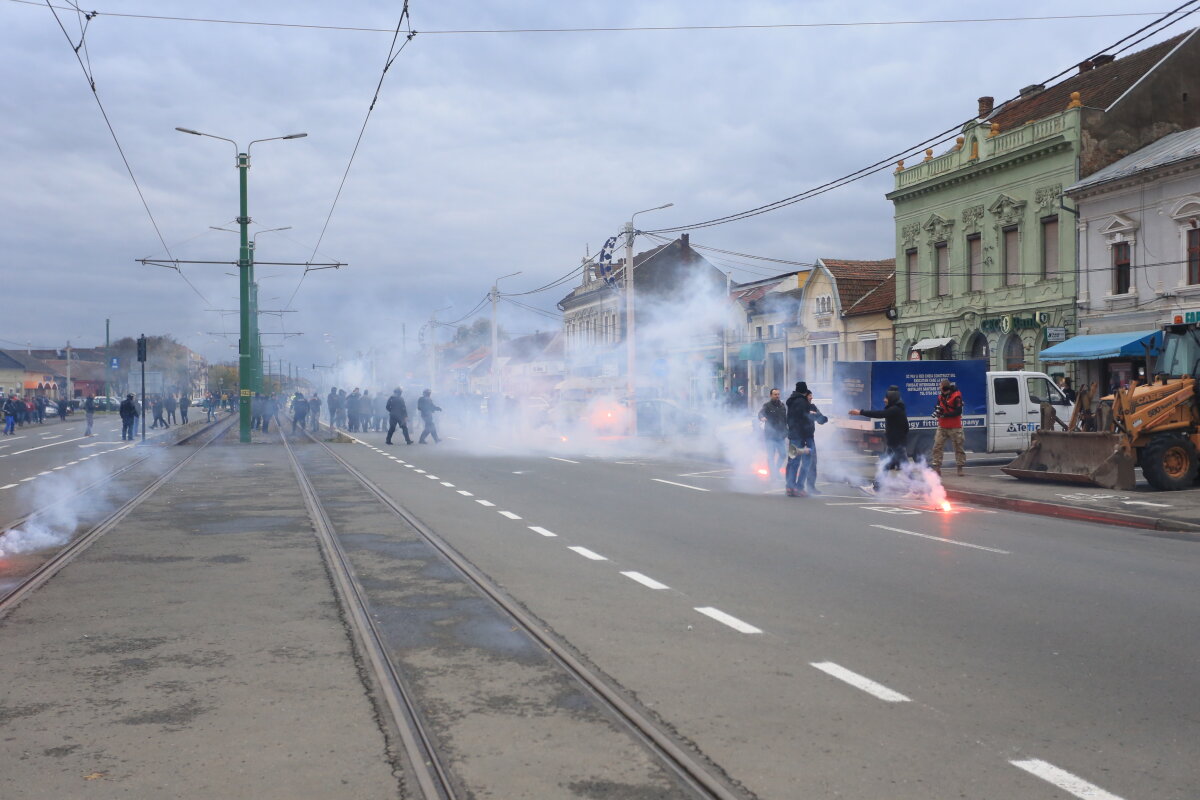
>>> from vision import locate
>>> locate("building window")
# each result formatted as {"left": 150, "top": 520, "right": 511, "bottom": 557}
{"left": 1004, "top": 226, "right": 1020, "bottom": 286}
{"left": 1188, "top": 228, "right": 1200, "bottom": 286}
{"left": 768, "top": 324, "right": 776, "bottom": 339}
{"left": 968, "top": 234, "right": 983, "bottom": 292}
{"left": 935, "top": 242, "right": 949, "bottom": 296}
{"left": 756, "top": 326, "right": 763, "bottom": 340}
{"left": 906, "top": 248, "right": 919, "bottom": 302}
{"left": 967, "top": 332, "right": 989, "bottom": 362}
{"left": 1041, "top": 216, "right": 1059, "bottom": 278}
{"left": 863, "top": 340, "right": 877, "bottom": 361}
{"left": 1004, "top": 335, "right": 1025, "bottom": 370}
{"left": 1113, "top": 241, "right": 1131, "bottom": 295}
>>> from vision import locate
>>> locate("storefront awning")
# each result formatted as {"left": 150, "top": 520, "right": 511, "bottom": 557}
{"left": 911, "top": 337, "right": 953, "bottom": 351}
{"left": 1037, "top": 330, "right": 1161, "bottom": 362}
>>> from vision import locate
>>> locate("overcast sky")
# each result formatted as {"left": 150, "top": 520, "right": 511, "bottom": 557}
{"left": 1, "top": 0, "right": 1190, "bottom": 370}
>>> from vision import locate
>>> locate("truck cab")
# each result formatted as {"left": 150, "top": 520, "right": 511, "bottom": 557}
{"left": 985, "top": 371, "right": 1071, "bottom": 452}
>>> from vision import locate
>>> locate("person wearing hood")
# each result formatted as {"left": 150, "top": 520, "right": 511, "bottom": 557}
{"left": 119, "top": 393, "right": 139, "bottom": 441}
{"left": 417, "top": 389, "right": 442, "bottom": 444}
{"left": 290, "top": 391, "right": 309, "bottom": 433}
{"left": 784, "top": 381, "right": 815, "bottom": 497}
{"left": 385, "top": 388, "right": 413, "bottom": 445}
{"left": 850, "top": 385, "right": 910, "bottom": 492}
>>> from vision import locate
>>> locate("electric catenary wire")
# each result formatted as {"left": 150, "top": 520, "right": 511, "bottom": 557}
{"left": 42, "top": 0, "right": 211, "bottom": 306}
{"left": 647, "top": 0, "right": 1200, "bottom": 236}
{"left": 284, "top": 1, "right": 415, "bottom": 312}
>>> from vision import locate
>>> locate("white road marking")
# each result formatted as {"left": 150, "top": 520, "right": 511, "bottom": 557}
{"left": 870, "top": 524, "right": 1010, "bottom": 554}
{"left": 426, "top": 475, "right": 439, "bottom": 479}
{"left": 548, "top": 456, "right": 579, "bottom": 464}
{"left": 20, "top": 476, "right": 37, "bottom": 482}
{"left": 498, "top": 511, "right": 521, "bottom": 520}
{"left": 529, "top": 526, "right": 558, "bottom": 537}
{"left": 476, "top": 499, "right": 495, "bottom": 507}
{"left": 457, "top": 490, "right": 473, "bottom": 496}
{"left": 414, "top": 469, "right": 426, "bottom": 473}
{"left": 825, "top": 501, "right": 882, "bottom": 506}
{"left": 38, "top": 471, "right": 52, "bottom": 476}
{"left": 52, "top": 466, "right": 66, "bottom": 470}
{"left": 1, "top": 483, "right": 18, "bottom": 490}
{"left": 11, "top": 435, "right": 90, "bottom": 455}
{"left": 652, "top": 478, "right": 709, "bottom": 492}
{"left": 621, "top": 571, "right": 669, "bottom": 590}
{"left": 695, "top": 607, "right": 762, "bottom": 634}
{"left": 678, "top": 468, "right": 732, "bottom": 477}
{"left": 810, "top": 662, "right": 910, "bottom": 702}
{"left": 1120, "top": 500, "right": 1171, "bottom": 508}
{"left": 568, "top": 546, "right": 607, "bottom": 561}
{"left": 404, "top": 464, "right": 415, "bottom": 468}
{"left": 66, "top": 461, "right": 78, "bottom": 465}
{"left": 440, "top": 482, "right": 455, "bottom": 487}
{"left": 1010, "top": 759, "right": 1126, "bottom": 800}
{"left": 41, "top": 434, "right": 63, "bottom": 440}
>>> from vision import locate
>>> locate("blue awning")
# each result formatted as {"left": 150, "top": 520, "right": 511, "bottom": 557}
{"left": 1038, "top": 330, "right": 1161, "bottom": 362}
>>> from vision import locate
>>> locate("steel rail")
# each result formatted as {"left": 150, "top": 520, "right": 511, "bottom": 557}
{"left": 279, "top": 430, "right": 458, "bottom": 800}
{"left": 0, "top": 415, "right": 236, "bottom": 617}
{"left": 298, "top": 430, "right": 746, "bottom": 800}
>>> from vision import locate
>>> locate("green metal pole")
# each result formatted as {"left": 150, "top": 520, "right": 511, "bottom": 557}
{"left": 238, "top": 151, "right": 252, "bottom": 442}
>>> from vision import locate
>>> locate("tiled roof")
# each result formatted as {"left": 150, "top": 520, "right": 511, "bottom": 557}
{"left": 0, "top": 349, "right": 56, "bottom": 374}
{"left": 989, "top": 31, "right": 1193, "bottom": 133}
{"left": 820, "top": 259, "right": 896, "bottom": 317}
{"left": 1067, "top": 124, "right": 1200, "bottom": 193}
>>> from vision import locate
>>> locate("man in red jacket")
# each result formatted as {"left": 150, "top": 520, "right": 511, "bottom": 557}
{"left": 930, "top": 379, "right": 966, "bottom": 476}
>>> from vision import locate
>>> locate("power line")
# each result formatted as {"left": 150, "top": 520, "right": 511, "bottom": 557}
{"left": 7, "top": 2, "right": 1174, "bottom": 35}
{"left": 647, "top": 1, "right": 1200, "bottom": 236}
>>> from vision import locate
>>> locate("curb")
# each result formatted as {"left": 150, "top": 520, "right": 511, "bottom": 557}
{"left": 945, "top": 487, "right": 1200, "bottom": 534}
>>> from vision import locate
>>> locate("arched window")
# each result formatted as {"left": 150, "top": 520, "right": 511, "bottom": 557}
{"left": 1004, "top": 334, "right": 1026, "bottom": 370}
{"left": 967, "top": 332, "right": 989, "bottom": 362}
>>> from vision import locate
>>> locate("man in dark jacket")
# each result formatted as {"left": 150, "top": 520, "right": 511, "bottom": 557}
{"left": 165, "top": 393, "right": 178, "bottom": 425}
{"left": 179, "top": 393, "right": 190, "bottom": 424}
{"left": 3, "top": 394, "right": 20, "bottom": 435}
{"left": 850, "top": 385, "right": 909, "bottom": 492}
{"left": 417, "top": 389, "right": 441, "bottom": 444}
{"left": 84, "top": 393, "right": 96, "bottom": 436}
{"left": 308, "top": 393, "right": 322, "bottom": 433}
{"left": 757, "top": 388, "right": 788, "bottom": 482}
{"left": 346, "top": 388, "right": 362, "bottom": 432}
{"left": 385, "top": 388, "right": 412, "bottom": 445}
{"left": 119, "top": 393, "right": 139, "bottom": 440}
{"left": 290, "top": 392, "right": 309, "bottom": 433}
{"left": 151, "top": 396, "right": 168, "bottom": 429}
{"left": 327, "top": 387, "right": 339, "bottom": 429}
{"left": 784, "top": 381, "right": 815, "bottom": 497}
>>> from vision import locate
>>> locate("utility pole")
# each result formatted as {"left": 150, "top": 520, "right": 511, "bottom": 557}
{"left": 623, "top": 203, "right": 672, "bottom": 435}
{"left": 428, "top": 313, "right": 437, "bottom": 392}
{"left": 105, "top": 318, "right": 111, "bottom": 402}
{"left": 490, "top": 271, "right": 521, "bottom": 400}
{"left": 724, "top": 272, "right": 732, "bottom": 398}
{"left": 236, "top": 148, "right": 253, "bottom": 442}
{"left": 65, "top": 340, "right": 72, "bottom": 402}
{"left": 137, "top": 333, "right": 147, "bottom": 443}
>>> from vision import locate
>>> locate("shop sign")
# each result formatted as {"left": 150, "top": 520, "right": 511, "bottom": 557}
{"left": 908, "top": 350, "right": 922, "bottom": 360}
{"left": 1181, "top": 309, "right": 1200, "bottom": 323}
{"left": 980, "top": 314, "right": 1041, "bottom": 333}
{"left": 1045, "top": 327, "right": 1067, "bottom": 342}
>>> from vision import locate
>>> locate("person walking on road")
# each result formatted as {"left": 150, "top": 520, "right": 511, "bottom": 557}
{"left": 179, "top": 393, "right": 190, "bottom": 424}
{"left": 165, "top": 393, "right": 178, "bottom": 425}
{"left": 385, "top": 388, "right": 413, "bottom": 445}
{"left": 261, "top": 393, "right": 277, "bottom": 434}
{"left": 3, "top": 394, "right": 19, "bottom": 435}
{"left": 784, "top": 381, "right": 815, "bottom": 497}
{"left": 849, "top": 385, "right": 910, "bottom": 493}
{"left": 150, "top": 396, "right": 169, "bottom": 429}
{"left": 804, "top": 390, "right": 829, "bottom": 495}
{"left": 326, "top": 387, "right": 339, "bottom": 430}
{"left": 417, "top": 389, "right": 442, "bottom": 444}
{"left": 929, "top": 379, "right": 966, "bottom": 476}
{"left": 346, "top": 388, "right": 362, "bottom": 432}
{"left": 308, "top": 393, "right": 322, "bottom": 433}
{"left": 291, "top": 391, "right": 310, "bottom": 434}
{"left": 56, "top": 397, "right": 68, "bottom": 422}
{"left": 84, "top": 393, "right": 96, "bottom": 436}
{"left": 758, "top": 388, "right": 788, "bottom": 482}
{"left": 119, "top": 393, "right": 139, "bottom": 441}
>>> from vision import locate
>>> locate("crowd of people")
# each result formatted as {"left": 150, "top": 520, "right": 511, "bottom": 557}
{"left": 2, "top": 393, "right": 72, "bottom": 434}
{"left": 323, "top": 386, "right": 443, "bottom": 445}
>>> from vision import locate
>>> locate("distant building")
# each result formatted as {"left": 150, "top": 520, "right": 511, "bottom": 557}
{"left": 726, "top": 271, "right": 810, "bottom": 402}
{"left": 0, "top": 350, "right": 61, "bottom": 398}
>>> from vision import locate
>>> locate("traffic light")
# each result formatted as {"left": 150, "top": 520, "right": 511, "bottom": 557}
{"left": 137, "top": 334, "right": 147, "bottom": 363}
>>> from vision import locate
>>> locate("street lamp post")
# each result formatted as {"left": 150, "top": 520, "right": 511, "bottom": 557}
{"left": 176, "top": 127, "right": 306, "bottom": 442}
{"left": 490, "top": 271, "right": 522, "bottom": 399}
{"left": 624, "top": 203, "right": 672, "bottom": 435}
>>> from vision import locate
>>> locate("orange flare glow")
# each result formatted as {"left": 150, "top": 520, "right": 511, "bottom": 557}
{"left": 757, "top": 468, "right": 769, "bottom": 477}
{"left": 941, "top": 501, "right": 952, "bottom": 512}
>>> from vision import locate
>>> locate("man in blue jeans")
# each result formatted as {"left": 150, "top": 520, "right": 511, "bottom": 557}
{"left": 785, "top": 381, "right": 815, "bottom": 497}
{"left": 757, "top": 388, "right": 788, "bottom": 483}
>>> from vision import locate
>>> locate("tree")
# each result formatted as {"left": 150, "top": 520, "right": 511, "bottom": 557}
{"left": 207, "top": 363, "right": 238, "bottom": 396}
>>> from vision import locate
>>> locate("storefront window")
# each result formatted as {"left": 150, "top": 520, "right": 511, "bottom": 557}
{"left": 1004, "top": 335, "right": 1025, "bottom": 370}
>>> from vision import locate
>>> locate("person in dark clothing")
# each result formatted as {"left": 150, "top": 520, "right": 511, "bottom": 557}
{"left": 326, "top": 387, "right": 339, "bottom": 430}
{"left": 290, "top": 392, "right": 309, "bottom": 433}
{"left": 385, "top": 388, "right": 413, "bottom": 445}
{"left": 784, "top": 381, "right": 815, "bottom": 497}
{"left": 308, "top": 394, "right": 322, "bottom": 432}
{"left": 165, "top": 393, "right": 178, "bottom": 425}
{"left": 804, "top": 390, "right": 829, "bottom": 495}
{"left": 119, "top": 393, "right": 139, "bottom": 440}
{"left": 418, "top": 389, "right": 442, "bottom": 443}
{"left": 151, "top": 396, "right": 169, "bottom": 429}
{"left": 346, "top": 388, "right": 362, "bottom": 432}
{"left": 3, "top": 394, "right": 20, "bottom": 435}
{"left": 850, "top": 385, "right": 909, "bottom": 493}
{"left": 56, "top": 397, "right": 68, "bottom": 422}
{"left": 261, "top": 394, "right": 277, "bottom": 434}
{"left": 757, "top": 388, "right": 788, "bottom": 482}
{"left": 84, "top": 394, "right": 96, "bottom": 436}
{"left": 179, "top": 394, "right": 190, "bottom": 424}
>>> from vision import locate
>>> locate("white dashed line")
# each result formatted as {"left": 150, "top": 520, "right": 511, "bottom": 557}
{"left": 548, "top": 456, "right": 579, "bottom": 464}
{"left": 568, "top": 546, "right": 607, "bottom": 561}
{"left": 426, "top": 474, "right": 439, "bottom": 479}
{"left": 529, "top": 526, "right": 557, "bottom": 537}
{"left": 66, "top": 461, "right": 78, "bottom": 465}
{"left": 52, "top": 466, "right": 66, "bottom": 470}
{"left": 457, "top": 490, "right": 473, "bottom": 496}
{"left": 38, "top": 471, "right": 52, "bottom": 476}
{"left": 1010, "top": 759, "right": 1126, "bottom": 800}
{"left": 869, "top": 524, "right": 1010, "bottom": 554}
{"left": 476, "top": 499, "right": 495, "bottom": 507}
{"left": 19, "top": 476, "right": 37, "bottom": 482}
{"left": 621, "top": 571, "right": 669, "bottom": 590}
{"left": 414, "top": 469, "right": 426, "bottom": 474}
{"left": 1, "top": 483, "right": 17, "bottom": 490}
{"left": 404, "top": 465, "right": 415, "bottom": 468}
{"left": 652, "top": 478, "right": 709, "bottom": 492}
{"left": 695, "top": 607, "right": 762, "bottom": 634}
{"left": 498, "top": 511, "right": 521, "bottom": 520}
{"left": 440, "top": 482, "right": 455, "bottom": 487}
{"left": 810, "top": 662, "right": 910, "bottom": 702}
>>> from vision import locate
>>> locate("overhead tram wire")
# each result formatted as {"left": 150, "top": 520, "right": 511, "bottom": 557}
{"left": 43, "top": 0, "right": 212, "bottom": 306}
{"left": 8, "top": 2, "right": 1175, "bottom": 35}
{"left": 501, "top": 296, "right": 562, "bottom": 322}
{"left": 647, "top": 0, "right": 1200, "bottom": 236}
{"left": 283, "top": 2, "right": 415, "bottom": 312}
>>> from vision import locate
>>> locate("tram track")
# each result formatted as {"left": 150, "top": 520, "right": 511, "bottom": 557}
{"left": 283, "top": 428, "right": 748, "bottom": 800}
{"left": 0, "top": 415, "right": 236, "bottom": 616}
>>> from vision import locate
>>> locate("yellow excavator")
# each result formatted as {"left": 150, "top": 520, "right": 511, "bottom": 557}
{"left": 1004, "top": 320, "right": 1200, "bottom": 491}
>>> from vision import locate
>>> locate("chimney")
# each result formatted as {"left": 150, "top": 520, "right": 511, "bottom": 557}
{"left": 1078, "top": 59, "right": 1094, "bottom": 73}
{"left": 1093, "top": 53, "right": 1115, "bottom": 66}
{"left": 1019, "top": 83, "right": 1046, "bottom": 98}
{"left": 977, "top": 96, "right": 994, "bottom": 118}
{"left": 681, "top": 233, "right": 690, "bottom": 250}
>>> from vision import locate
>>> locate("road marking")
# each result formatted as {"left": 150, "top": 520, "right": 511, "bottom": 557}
{"left": 476, "top": 499, "right": 495, "bottom": 507}
{"left": 529, "top": 526, "right": 557, "bottom": 537}
{"left": 41, "top": 434, "right": 63, "bottom": 440}
{"left": 404, "top": 464, "right": 414, "bottom": 468}
{"left": 825, "top": 501, "right": 882, "bottom": 506}
{"left": 498, "top": 511, "right": 521, "bottom": 520}
{"left": 568, "top": 546, "right": 607, "bottom": 561}
{"left": 810, "top": 662, "right": 910, "bottom": 702}
{"left": 52, "top": 466, "right": 66, "bottom": 470}
{"left": 66, "top": 461, "right": 78, "bottom": 465}
{"left": 441, "top": 482, "right": 455, "bottom": 487}
{"left": 414, "top": 469, "right": 426, "bottom": 474}
{"left": 38, "top": 471, "right": 52, "bottom": 476}
{"left": 1120, "top": 500, "right": 1171, "bottom": 508}
{"left": 678, "top": 468, "right": 731, "bottom": 477}
{"left": 20, "top": 476, "right": 37, "bottom": 482}
{"left": 0, "top": 483, "right": 17, "bottom": 490}
{"left": 621, "top": 571, "right": 669, "bottom": 590}
{"left": 549, "top": 456, "right": 579, "bottom": 464}
{"left": 11, "top": 435, "right": 90, "bottom": 455}
{"left": 870, "top": 524, "right": 1010, "bottom": 554}
{"left": 457, "top": 490, "right": 473, "bottom": 496}
{"left": 652, "top": 478, "right": 709, "bottom": 492}
{"left": 695, "top": 607, "right": 762, "bottom": 634}
{"left": 1010, "top": 759, "right": 1126, "bottom": 800}
{"left": 426, "top": 475, "right": 439, "bottom": 479}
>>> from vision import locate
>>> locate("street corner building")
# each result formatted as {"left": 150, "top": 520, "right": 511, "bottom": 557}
{"left": 886, "top": 29, "right": 1200, "bottom": 375}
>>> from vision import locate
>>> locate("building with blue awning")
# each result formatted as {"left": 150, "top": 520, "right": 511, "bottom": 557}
{"left": 1038, "top": 330, "right": 1161, "bottom": 362}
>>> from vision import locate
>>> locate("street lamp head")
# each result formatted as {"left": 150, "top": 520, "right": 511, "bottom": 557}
{"left": 175, "top": 127, "right": 202, "bottom": 135}
{"left": 282, "top": 133, "right": 308, "bottom": 140}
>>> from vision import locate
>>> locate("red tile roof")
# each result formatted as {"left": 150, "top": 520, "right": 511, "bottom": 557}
{"left": 989, "top": 31, "right": 1192, "bottom": 133}
{"left": 820, "top": 259, "right": 896, "bottom": 317}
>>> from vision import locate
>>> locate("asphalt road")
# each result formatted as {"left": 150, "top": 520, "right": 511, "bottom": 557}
{"left": 333, "top": 428, "right": 1199, "bottom": 800}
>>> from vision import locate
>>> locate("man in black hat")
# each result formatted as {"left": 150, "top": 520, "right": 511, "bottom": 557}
{"left": 784, "top": 381, "right": 815, "bottom": 497}
{"left": 119, "top": 393, "right": 139, "bottom": 441}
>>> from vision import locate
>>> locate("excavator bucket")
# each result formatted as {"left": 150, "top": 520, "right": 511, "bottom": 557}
{"left": 1002, "top": 430, "right": 1136, "bottom": 490}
